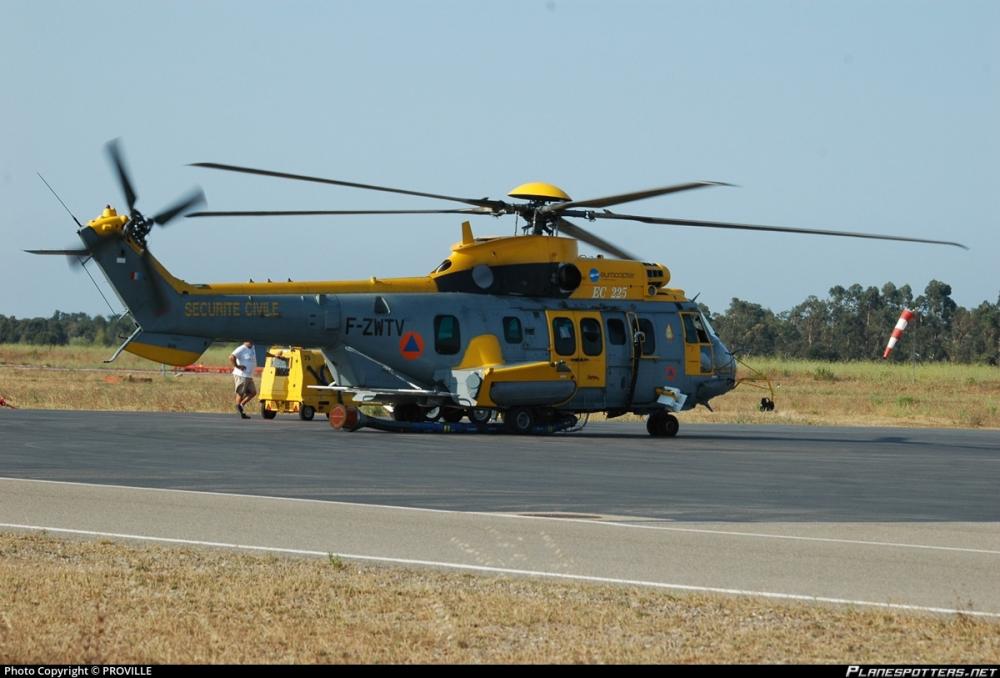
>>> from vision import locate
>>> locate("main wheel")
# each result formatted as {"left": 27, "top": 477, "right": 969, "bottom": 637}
{"left": 392, "top": 403, "right": 419, "bottom": 422}
{"left": 468, "top": 407, "right": 493, "bottom": 426}
{"left": 663, "top": 413, "right": 679, "bottom": 437}
{"left": 645, "top": 413, "right": 660, "bottom": 436}
{"left": 505, "top": 407, "right": 535, "bottom": 435}
{"left": 260, "top": 403, "right": 277, "bottom": 420}
{"left": 646, "top": 410, "right": 679, "bottom": 437}
{"left": 299, "top": 405, "right": 315, "bottom": 421}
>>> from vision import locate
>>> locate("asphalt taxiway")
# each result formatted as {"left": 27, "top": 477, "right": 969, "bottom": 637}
{"left": 2, "top": 410, "right": 998, "bottom": 616}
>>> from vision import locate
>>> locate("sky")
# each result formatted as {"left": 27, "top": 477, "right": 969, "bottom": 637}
{"left": 2, "top": 0, "right": 997, "bottom": 320}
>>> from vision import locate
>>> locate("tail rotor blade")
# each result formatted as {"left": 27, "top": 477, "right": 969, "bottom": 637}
{"left": 152, "top": 188, "right": 207, "bottom": 226}
{"left": 106, "top": 138, "right": 138, "bottom": 213}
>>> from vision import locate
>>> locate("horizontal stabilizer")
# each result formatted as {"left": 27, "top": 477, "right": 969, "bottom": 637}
{"left": 124, "top": 330, "right": 213, "bottom": 367}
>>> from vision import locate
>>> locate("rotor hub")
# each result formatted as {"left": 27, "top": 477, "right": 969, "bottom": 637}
{"left": 507, "top": 182, "right": 571, "bottom": 203}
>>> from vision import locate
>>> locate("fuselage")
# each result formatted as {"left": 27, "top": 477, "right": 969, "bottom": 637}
{"left": 80, "top": 216, "right": 737, "bottom": 414}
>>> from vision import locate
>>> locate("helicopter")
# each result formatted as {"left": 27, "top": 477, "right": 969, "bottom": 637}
{"left": 29, "top": 140, "right": 966, "bottom": 437}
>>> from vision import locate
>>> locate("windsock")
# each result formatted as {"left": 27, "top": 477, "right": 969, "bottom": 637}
{"left": 883, "top": 308, "right": 915, "bottom": 359}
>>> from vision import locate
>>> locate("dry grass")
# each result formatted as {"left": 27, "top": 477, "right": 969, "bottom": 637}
{"left": 2, "top": 345, "right": 998, "bottom": 427}
{"left": 674, "top": 358, "right": 1000, "bottom": 429}
{"left": 1, "top": 532, "right": 997, "bottom": 664}
{"left": 0, "top": 344, "right": 233, "bottom": 413}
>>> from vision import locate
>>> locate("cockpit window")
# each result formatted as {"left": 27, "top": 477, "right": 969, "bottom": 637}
{"left": 682, "top": 313, "right": 710, "bottom": 344}
{"left": 433, "top": 259, "right": 453, "bottom": 274}
{"left": 637, "top": 318, "right": 656, "bottom": 355}
{"left": 700, "top": 312, "right": 719, "bottom": 338}
{"left": 691, "top": 315, "right": 710, "bottom": 343}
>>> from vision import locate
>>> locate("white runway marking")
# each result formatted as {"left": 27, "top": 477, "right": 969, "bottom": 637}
{"left": 2, "top": 521, "right": 997, "bottom": 619}
{"left": 581, "top": 520, "right": 1000, "bottom": 556}
{"left": 3, "top": 475, "right": 997, "bottom": 556}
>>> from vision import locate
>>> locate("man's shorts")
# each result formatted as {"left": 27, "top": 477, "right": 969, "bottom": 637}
{"left": 234, "top": 376, "right": 257, "bottom": 397}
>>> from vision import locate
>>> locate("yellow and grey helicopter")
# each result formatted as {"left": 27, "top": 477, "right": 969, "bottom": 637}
{"left": 30, "top": 140, "right": 966, "bottom": 436}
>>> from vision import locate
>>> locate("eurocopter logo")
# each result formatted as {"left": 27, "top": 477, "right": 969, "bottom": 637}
{"left": 589, "top": 268, "right": 600, "bottom": 283}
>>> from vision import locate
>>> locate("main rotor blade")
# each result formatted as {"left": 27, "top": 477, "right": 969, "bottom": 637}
{"left": 543, "top": 181, "right": 731, "bottom": 214}
{"left": 582, "top": 211, "right": 969, "bottom": 249}
{"left": 24, "top": 247, "right": 91, "bottom": 271}
{"left": 190, "top": 162, "right": 507, "bottom": 210}
{"left": 152, "top": 188, "right": 207, "bottom": 226}
{"left": 556, "top": 218, "right": 637, "bottom": 260}
{"left": 25, "top": 248, "right": 91, "bottom": 256}
{"left": 106, "top": 138, "right": 138, "bottom": 213}
{"left": 188, "top": 208, "right": 490, "bottom": 218}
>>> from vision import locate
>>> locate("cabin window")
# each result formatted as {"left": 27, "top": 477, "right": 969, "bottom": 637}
{"left": 580, "top": 318, "right": 603, "bottom": 357}
{"left": 502, "top": 316, "right": 523, "bottom": 344}
{"left": 552, "top": 317, "right": 576, "bottom": 356}
{"left": 606, "top": 318, "right": 626, "bottom": 345}
{"left": 638, "top": 318, "right": 656, "bottom": 355}
{"left": 373, "top": 296, "right": 390, "bottom": 315}
{"left": 434, "top": 315, "right": 461, "bottom": 355}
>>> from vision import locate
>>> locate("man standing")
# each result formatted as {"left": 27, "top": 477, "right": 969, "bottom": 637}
{"left": 229, "top": 340, "right": 258, "bottom": 419}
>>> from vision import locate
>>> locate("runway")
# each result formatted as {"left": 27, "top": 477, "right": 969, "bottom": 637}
{"left": 2, "top": 410, "right": 999, "bottom": 616}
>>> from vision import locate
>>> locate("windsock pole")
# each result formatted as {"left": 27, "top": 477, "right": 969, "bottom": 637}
{"left": 883, "top": 308, "right": 915, "bottom": 359}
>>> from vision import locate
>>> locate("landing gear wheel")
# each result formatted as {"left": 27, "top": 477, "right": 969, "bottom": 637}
{"left": 468, "top": 407, "right": 493, "bottom": 427}
{"left": 505, "top": 407, "right": 535, "bottom": 435}
{"left": 422, "top": 406, "right": 441, "bottom": 422}
{"left": 647, "top": 410, "right": 679, "bottom": 438}
{"left": 260, "top": 403, "right": 277, "bottom": 420}
{"left": 392, "top": 403, "right": 421, "bottom": 422}
{"left": 299, "top": 405, "right": 315, "bottom": 421}
{"left": 663, "top": 413, "right": 679, "bottom": 437}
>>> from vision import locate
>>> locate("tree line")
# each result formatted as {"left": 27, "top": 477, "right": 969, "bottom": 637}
{"left": 2, "top": 280, "right": 998, "bottom": 364}
{"left": 705, "top": 280, "right": 1000, "bottom": 364}
{"left": 0, "top": 312, "right": 136, "bottom": 348}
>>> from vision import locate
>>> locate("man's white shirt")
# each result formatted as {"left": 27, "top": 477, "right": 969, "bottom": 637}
{"left": 231, "top": 345, "right": 257, "bottom": 378}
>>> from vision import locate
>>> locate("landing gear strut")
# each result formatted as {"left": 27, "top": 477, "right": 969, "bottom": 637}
{"left": 646, "top": 410, "right": 679, "bottom": 438}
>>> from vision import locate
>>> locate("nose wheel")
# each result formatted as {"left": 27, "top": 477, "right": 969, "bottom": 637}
{"left": 646, "top": 410, "right": 679, "bottom": 437}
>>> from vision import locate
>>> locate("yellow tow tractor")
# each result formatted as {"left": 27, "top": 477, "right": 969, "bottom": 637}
{"left": 259, "top": 347, "right": 337, "bottom": 420}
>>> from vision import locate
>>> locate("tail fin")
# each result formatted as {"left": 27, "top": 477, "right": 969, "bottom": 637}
{"left": 79, "top": 226, "right": 183, "bottom": 326}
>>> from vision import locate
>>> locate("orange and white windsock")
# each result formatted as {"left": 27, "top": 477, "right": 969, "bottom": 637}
{"left": 883, "top": 308, "right": 915, "bottom": 359}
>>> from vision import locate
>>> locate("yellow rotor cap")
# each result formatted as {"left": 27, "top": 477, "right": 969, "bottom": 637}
{"left": 507, "top": 182, "right": 571, "bottom": 202}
